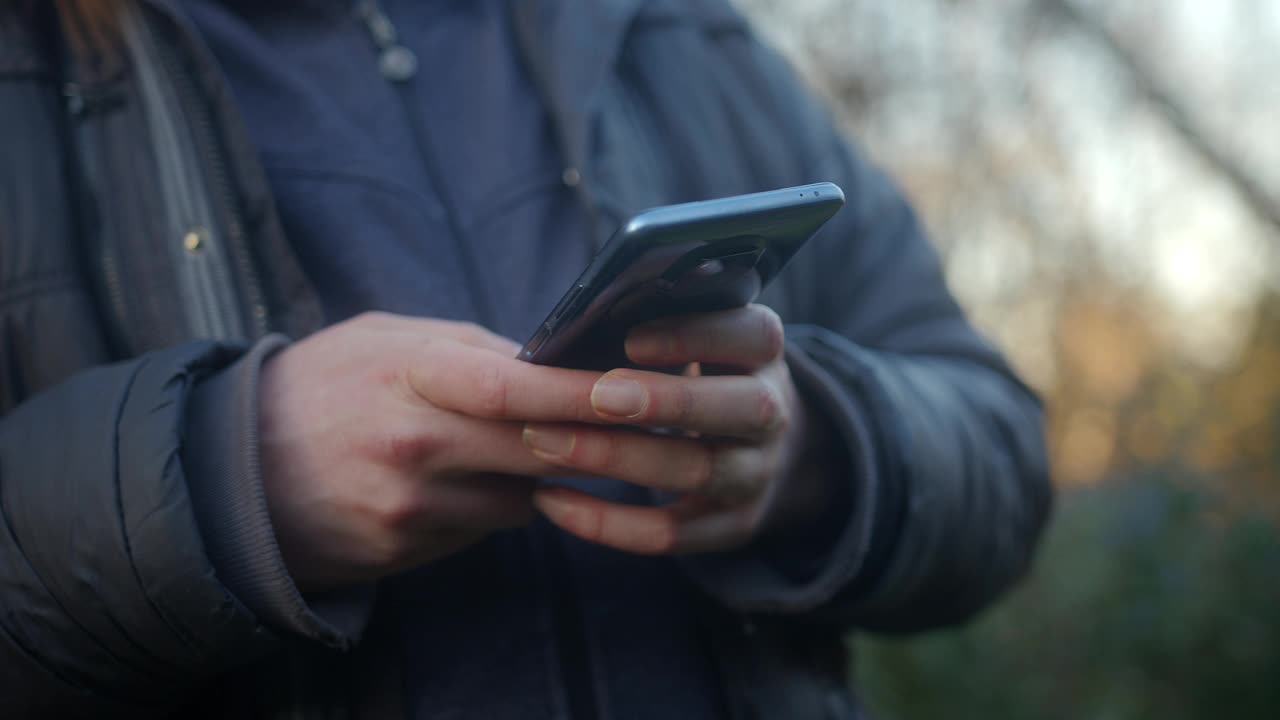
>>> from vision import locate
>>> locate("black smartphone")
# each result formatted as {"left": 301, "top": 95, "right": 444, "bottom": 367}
{"left": 519, "top": 182, "right": 845, "bottom": 370}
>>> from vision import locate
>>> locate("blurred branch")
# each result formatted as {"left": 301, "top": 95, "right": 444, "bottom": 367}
{"left": 1042, "top": 0, "right": 1280, "bottom": 235}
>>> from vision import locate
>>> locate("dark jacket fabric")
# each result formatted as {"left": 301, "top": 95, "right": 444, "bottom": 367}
{"left": 0, "top": 0, "right": 1053, "bottom": 718}
{"left": 179, "top": 2, "right": 738, "bottom": 718}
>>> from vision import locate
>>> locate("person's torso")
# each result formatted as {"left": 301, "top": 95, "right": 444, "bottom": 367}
{"left": 0, "top": 2, "right": 860, "bottom": 718}
{"left": 176, "top": 2, "right": 733, "bottom": 718}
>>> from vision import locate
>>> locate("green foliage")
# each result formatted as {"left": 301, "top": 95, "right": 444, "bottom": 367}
{"left": 854, "top": 472, "right": 1280, "bottom": 720}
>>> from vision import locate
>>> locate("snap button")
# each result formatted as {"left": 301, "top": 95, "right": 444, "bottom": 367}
{"left": 561, "top": 167, "right": 582, "bottom": 188}
{"left": 182, "top": 228, "right": 207, "bottom": 253}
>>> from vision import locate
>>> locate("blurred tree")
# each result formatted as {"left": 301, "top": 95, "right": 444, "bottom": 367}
{"left": 853, "top": 474, "right": 1280, "bottom": 720}
{"left": 735, "top": 0, "right": 1280, "bottom": 488}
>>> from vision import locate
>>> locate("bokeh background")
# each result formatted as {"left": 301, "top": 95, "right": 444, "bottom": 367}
{"left": 733, "top": 1, "right": 1280, "bottom": 717}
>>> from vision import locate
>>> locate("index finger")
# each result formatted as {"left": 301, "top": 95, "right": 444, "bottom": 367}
{"left": 408, "top": 340, "right": 603, "bottom": 422}
{"left": 409, "top": 342, "right": 786, "bottom": 441}
{"left": 625, "top": 304, "right": 785, "bottom": 370}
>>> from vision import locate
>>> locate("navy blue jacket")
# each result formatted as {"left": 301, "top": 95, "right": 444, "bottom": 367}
{"left": 0, "top": 1, "right": 1051, "bottom": 718}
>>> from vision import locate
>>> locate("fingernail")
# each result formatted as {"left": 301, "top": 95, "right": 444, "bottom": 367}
{"left": 523, "top": 426, "right": 575, "bottom": 458}
{"left": 625, "top": 330, "right": 668, "bottom": 360}
{"left": 591, "top": 377, "right": 648, "bottom": 417}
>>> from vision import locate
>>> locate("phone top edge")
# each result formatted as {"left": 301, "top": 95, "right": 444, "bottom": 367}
{"left": 622, "top": 182, "right": 844, "bottom": 237}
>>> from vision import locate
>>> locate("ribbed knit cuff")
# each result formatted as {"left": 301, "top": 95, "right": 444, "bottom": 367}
{"left": 679, "top": 328, "right": 886, "bottom": 614}
{"left": 182, "top": 335, "right": 373, "bottom": 650}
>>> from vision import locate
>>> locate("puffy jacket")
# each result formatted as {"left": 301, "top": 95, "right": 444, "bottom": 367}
{"left": 0, "top": 0, "right": 1052, "bottom": 717}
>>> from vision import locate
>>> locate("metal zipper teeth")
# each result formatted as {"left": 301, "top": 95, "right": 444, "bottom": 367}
{"left": 99, "top": 234, "right": 132, "bottom": 350}
{"left": 64, "top": 88, "right": 135, "bottom": 354}
{"left": 124, "top": 7, "right": 242, "bottom": 341}
{"left": 152, "top": 25, "right": 269, "bottom": 340}
{"left": 84, "top": 121, "right": 135, "bottom": 350}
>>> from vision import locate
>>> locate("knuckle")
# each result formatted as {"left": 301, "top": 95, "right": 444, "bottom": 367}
{"left": 756, "top": 306, "right": 785, "bottom": 359}
{"left": 380, "top": 428, "right": 441, "bottom": 467}
{"left": 754, "top": 383, "right": 785, "bottom": 434}
{"left": 585, "top": 431, "right": 623, "bottom": 473}
{"left": 472, "top": 364, "right": 510, "bottom": 418}
{"left": 688, "top": 446, "right": 717, "bottom": 493}
{"left": 571, "top": 504, "right": 606, "bottom": 544}
{"left": 646, "top": 518, "right": 679, "bottom": 555}
{"left": 670, "top": 381, "right": 697, "bottom": 425}
{"left": 453, "top": 321, "right": 491, "bottom": 345}
{"left": 667, "top": 324, "right": 692, "bottom": 359}
{"left": 376, "top": 485, "right": 431, "bottom": 531}
{"left": 391, "top": 357, "right": 437, "bottom": 407}
{"left": 365, "top": 489, "right": 431, "bottom": 566}
{"left": 372, "top": 360, "right": 409, "bottom": 396}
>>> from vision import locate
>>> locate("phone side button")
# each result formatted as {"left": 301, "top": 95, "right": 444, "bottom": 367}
{"left": 550, "top": 284, "right": 586, "bottom": 322}
{"left": 523, "top": 326, "right": 553, "bottom": 359}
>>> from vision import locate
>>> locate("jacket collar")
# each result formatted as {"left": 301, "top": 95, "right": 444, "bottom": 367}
{"left": 134, "top": 0, "right": 647, "bottom": 177}
{"left": 137, "top": 0, "right": 649, "bottom": 203}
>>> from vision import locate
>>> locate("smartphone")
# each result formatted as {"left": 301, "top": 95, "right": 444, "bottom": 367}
{"left": 519, "top": 182, "right": 844, "bottom": 370}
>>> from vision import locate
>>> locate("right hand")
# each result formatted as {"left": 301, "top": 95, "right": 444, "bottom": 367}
{"left": 258, "top": 312, "right": 572, "bottom": 591}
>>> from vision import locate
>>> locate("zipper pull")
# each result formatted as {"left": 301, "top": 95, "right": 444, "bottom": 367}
{"left": 356, "top": 0, "right": 419, "bottom": 82}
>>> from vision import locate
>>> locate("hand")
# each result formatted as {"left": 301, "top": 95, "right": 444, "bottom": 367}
{"left": 523, "top": 304, "right": 825, "bottom": 555}
{"left": 258, "top": 312, "right": 594, "bottom": 591}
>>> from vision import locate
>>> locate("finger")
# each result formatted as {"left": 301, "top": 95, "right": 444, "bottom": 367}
{"left": 430, "top": 473, "right": 538, "bottom": 530}
{"left": 382, "top": 475, "right": 537, "bottom": 570}
{"left": 408, "top": 343, "right": 603, "bottom": 422}
{"left": 522, "top": 423, "right": 768, "bottom": 500}
{"left": 625, "top": 304, "right": 784, "bottom": 370}
{"left": 410, "top": 343, "right": 788, "bottom": 439}
{"left": 588, "top": 369, "right": 787, "bottom": 440}
{"left": 533, "top": 487, "right": 753, "bottom": 555}
{"left": 431, "top": 415, "right": 595, "bottom": 477}
{"left": 376, "top": 410, "right": 589, "bottom": 478}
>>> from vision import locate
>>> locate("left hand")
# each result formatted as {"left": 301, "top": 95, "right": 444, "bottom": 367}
{"left": 524, "top": 304, "right": 816, "bottom": 554}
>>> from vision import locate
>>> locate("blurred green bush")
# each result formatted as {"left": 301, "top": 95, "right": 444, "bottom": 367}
{"left": 853, "top": 472, "right": 1280, "bottom": 720}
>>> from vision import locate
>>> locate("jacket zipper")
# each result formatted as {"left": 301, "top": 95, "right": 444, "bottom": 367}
{"left": 159, "top": 35, "right": 271, "bottom": 340}
{"left": 120, "top": 5, "right": 263, "bottom": 341}
{"left": 60, "top": 76, "right": 139, "bottom": 355}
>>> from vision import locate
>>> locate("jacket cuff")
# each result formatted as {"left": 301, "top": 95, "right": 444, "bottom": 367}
{"left": 680, "top": 325, "right": 898, "bottom": 615}
{"left": 182, "top": 335, "right": 373, "bottom": 649}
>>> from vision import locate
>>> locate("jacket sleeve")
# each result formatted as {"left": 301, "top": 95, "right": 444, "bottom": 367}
{"left": 681, "top": 19, "right": 1053, "bottom": 632}
{"left": 0, "top": 340, "right": 361, "bottom": 716}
